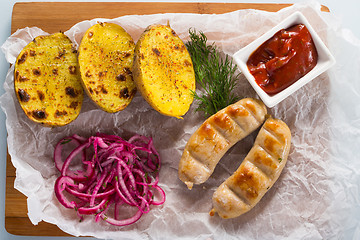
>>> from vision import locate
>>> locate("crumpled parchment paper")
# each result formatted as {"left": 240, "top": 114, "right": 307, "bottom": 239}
{"left": 1, "top": 1, "right": 360, "bottom": 239}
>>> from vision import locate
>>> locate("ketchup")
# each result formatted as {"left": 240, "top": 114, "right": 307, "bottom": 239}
{"left": 247, "top": 24, "right": 318, "bottom": 95}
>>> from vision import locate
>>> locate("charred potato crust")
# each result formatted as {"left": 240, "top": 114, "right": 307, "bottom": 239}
{"left": 132, "top": 24, "right": 196, "bottom": 118}
{"left": 14, "top": 32, "right": 83, "bottom": 127}
{"left": 78, "top": 22, "right": 136, "bottom": 113}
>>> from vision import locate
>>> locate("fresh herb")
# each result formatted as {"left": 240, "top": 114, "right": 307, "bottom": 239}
{"left": 61, "top": 138, "right": 72, "bottom": 145}
{"left": 186, "top": 28, "right": 240, "bottom": 117}
{"left": 278, "top": 158, "right": 283, "bottom": 163}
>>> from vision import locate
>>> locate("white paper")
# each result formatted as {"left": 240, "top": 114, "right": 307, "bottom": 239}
{"left": 1, "top": 1, "right": 360, "bottom": 239}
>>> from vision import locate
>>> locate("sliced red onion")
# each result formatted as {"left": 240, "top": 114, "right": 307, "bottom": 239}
{"left": 78, "top": 198, "right": 109, "bottom": 215}
{"left": 100, "top": 201, "right": 146, "bottom": 227}
{"left": 53, "top": 133, "right": 165, "bottom": 227}
{"left": 54, "top": 176, "right": 77, "bottom": 209}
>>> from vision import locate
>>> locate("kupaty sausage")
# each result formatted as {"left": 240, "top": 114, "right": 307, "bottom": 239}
{"left": 178, "top": 98, "right": 267, "bottom": 189}
{"left": 210, "top": 118, "right": 291, "bottom": 219}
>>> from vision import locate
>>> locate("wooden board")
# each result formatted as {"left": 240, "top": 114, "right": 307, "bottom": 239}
{"left": 6, "top": 2, "right": 329, "bottom": 237}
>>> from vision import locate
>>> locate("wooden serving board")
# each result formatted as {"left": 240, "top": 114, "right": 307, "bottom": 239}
{"left": 6, "top": 2, "right": 329, "bottom": 236}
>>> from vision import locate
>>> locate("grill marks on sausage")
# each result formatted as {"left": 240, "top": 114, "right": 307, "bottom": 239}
{"left": 232, "top": 166, "right": 259, "bottom": 199}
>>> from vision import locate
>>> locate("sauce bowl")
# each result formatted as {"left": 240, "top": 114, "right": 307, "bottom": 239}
{"left": 233, "top": 11, "right": 336, "bottom": 108}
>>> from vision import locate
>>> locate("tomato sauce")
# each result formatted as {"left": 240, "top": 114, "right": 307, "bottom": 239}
{"left": 247, "top": 24, "right": 318, "bottom": 95}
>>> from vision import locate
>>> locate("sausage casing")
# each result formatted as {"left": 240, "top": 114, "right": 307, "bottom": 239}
{"left": 210, "top": 118, "right": 291, "bottom": 218}
{"left": 178, "top": 98, "right": 267, "bottom": 189}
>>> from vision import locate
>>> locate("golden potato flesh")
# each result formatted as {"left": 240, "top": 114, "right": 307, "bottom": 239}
{"left": 132, "top": 24, "right": 196, "bottom": 118}
{"left": 14, "top": 33, "right": 83, "bottom": 127}
{"left": 78, "top": 22, "right": 136, "bottom": 113}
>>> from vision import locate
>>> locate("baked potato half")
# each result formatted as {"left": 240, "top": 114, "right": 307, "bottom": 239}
{"left": 78, "top": 22, "right": 136, "bottom": 113}
{"left": 132, "top": 24, "right": 196, "bottom": 118}
{"left": 14, "top": 32, "right": 83, "bottom": 127}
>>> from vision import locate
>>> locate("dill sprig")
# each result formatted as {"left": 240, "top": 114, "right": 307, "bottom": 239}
{"left": 186, "top": 28, "right": 240, "bottom": 117}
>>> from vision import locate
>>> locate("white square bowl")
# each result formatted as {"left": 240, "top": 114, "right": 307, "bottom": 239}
{"left": 233, "top": 11, "right": 336, "bottom": 108}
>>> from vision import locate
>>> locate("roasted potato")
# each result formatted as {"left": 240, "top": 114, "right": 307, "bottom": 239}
{"left": 14, "top": 32, "right": 83, "bottom": 127}
{"left": 78, "top": 22, "right": 136, "bottom": 113}
{"left": 132, "top": 24, "right": 196, "bottom": 118}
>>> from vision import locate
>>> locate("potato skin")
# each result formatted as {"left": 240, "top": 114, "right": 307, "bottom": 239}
{"left": 132, "top": 24, "right": 196, "bottom": 118}
{"left": 14, "top": 33, "right": 83, "bottom": 127}
{"left": 78, "top": 22, "right": 136, "bottom": 113}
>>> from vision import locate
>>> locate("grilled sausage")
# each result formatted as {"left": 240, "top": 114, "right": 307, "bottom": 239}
{"left": 178, "top": 98, "right": 267, "bottom": 189}
{"left": 209, "top": 118, "right": 291, "bottom": 219}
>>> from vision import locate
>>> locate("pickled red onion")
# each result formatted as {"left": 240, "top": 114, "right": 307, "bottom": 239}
{"left": 53, "top": 133, "right": 165, "bottom": 226}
